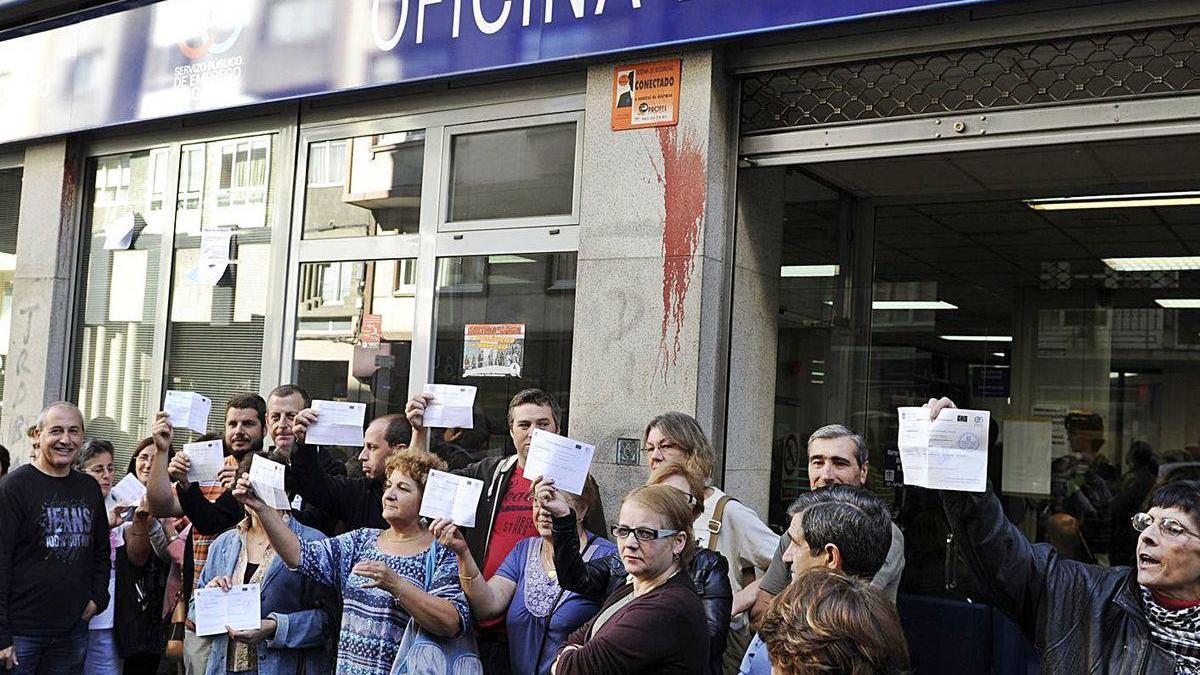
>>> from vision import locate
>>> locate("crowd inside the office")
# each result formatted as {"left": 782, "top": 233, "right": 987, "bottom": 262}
{"left": 0, "top": 383, "right": 1198, "bottom": 675}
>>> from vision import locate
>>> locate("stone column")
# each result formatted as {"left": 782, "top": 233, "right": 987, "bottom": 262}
{"left": 569, "top": 49, "right": 741, "bottom": 519}
{"left": 2, "top": 140, "right": 82, "bottom": 461}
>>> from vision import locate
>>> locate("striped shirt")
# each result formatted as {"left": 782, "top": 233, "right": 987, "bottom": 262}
{"left": 298, "top": 528, "right": 470, "bottom": 675}
{"left": 185, "top": 455, "right": 238, "bottom": 589}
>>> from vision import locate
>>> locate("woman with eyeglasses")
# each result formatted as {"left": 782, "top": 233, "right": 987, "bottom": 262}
{"left": 535, "top": 461, "right": 731, "bottom": 675}
{"left": 429, "top": 476, "right": 616, "bottom": 675}
{"left": 76, "top": 439, "right": 163, "bottom": 675}
{"left": 641, "top": 413, "right": 776, "bottom": 670}
{"left": 929, "top": 397, "right": 1200, "bottom": 673}
{"left": 549, "top": 484, "right": 708, "bottom": 674}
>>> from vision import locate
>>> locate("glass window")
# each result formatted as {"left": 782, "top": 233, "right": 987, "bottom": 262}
{"left": 164, "top": 135, "right": 277, "bottom": 438}
{"left": 447, "top": 122, "right": 576, "bottom": 223}
{"left": 292, "top": 259, "right": 416, "bottom": 421}
{"left": 71, "top": 149, "right": 170, "bottom": 467}
{"left": 431, "top": 252, "right": 577, "bottom": 454}
{"left": 302, "top": 131, "right": 425, "bottom": 239}
{"left": 0, "top": 167, "right": 21, "bottom": 426}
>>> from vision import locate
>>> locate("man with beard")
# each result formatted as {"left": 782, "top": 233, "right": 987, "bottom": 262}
{"left": 0, "top": 403, "right": 109, "bottom": 673}
{"left": 166, "top": 385, "right": 344, "bottom": 537}
{"left": 145, "top": 393, "right": 266, "bottom": 675}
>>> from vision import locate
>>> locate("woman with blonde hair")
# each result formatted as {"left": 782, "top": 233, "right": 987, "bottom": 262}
{"left": 642, "top": 413, "right": 777, "bottom": 669}
{"left": 536, "top": 460, "right": 731, "bottom": 675}
{"left": 551, "top": 484, "right": 708, "bottom": 674}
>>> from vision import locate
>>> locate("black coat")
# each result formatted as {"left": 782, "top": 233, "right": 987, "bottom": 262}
{"left": 943, "top": 485, "right": 1178, "bottom": 674}
{"left": 551, "top": 512, "right": 732, "bottom": 675}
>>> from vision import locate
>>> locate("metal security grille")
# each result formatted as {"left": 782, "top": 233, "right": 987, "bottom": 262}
{"left": 741, "top": 23, "right": 1200, "bottom": 133}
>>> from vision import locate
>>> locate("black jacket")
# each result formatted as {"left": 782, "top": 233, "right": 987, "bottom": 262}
{"left": 453, "top": 455, "right": 607, "bottom": 567}
{"left": 288, "top": 442, "right": 387, "bottom": 532}
{"left": 943, "top": 485, "right": 1178, "bottom": 674}
{"left": 550, "top": 512, "right": 731, "bottom": 675}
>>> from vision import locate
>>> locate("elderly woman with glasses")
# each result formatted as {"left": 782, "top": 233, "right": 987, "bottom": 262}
{"left": 549, "top": 484, "right": 708, "bottom": 674}
{"left": 929, "top": 397, "right": 1200, "bottom": 674}
{"left": 535, "top": 461, "right": 731, "bottom": 675}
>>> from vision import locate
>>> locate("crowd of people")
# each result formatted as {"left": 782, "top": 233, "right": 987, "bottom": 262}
{"left": 0, "top": 386, "right": 1198, "bottom": 675}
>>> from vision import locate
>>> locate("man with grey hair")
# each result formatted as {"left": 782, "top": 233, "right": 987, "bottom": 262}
{"left": 748, "top": 423, "right": 906, "bottom": 622}
{"left": 0, "top": 402, "right": 110, "bottom": 673}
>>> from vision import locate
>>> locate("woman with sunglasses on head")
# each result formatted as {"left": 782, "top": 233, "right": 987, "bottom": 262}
{"left": 928, "top": 397, "right": 1200, "bottom": 673}
{"left": 429, "top": 476, "right": 616, "bottom": 675}
{"left": 550, "top": 483, "right": 708, "bottom": 674}
{"left": 535, "top": 461, "right": 731, "bottom": 675}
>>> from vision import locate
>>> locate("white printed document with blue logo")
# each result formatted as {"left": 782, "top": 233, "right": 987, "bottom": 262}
{"left": 524, "top": 429, "right": 595, "bottom": 496}
{"left": 897, "top": 407, "right": 990, "bottom": 492}
{"left": 194, "top": 584, "right": 262, "bottom": 637}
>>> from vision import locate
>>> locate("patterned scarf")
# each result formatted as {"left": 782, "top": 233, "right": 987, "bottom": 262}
{"left": 1142, "top": 588, "right": 1200, "bottom": 674}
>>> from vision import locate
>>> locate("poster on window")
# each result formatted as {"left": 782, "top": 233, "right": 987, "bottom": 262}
{"left": 611, "top": 59, "right": 681, "bottom": 131}
{"left": 359, "top": 314, "right": 382, "bottom": 349}
{"left": 463, "top": 324, "right": 525, "bottom": 378}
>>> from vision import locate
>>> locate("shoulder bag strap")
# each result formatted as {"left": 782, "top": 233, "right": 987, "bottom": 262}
{"left": 708, "top": 495, "right": 732, "bottom": 551}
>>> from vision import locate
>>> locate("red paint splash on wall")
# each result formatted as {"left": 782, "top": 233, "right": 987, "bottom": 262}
{"left": 650, "top": 125, "right": 706, "bottom": 377}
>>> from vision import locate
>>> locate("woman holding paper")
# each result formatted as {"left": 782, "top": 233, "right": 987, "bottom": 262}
{"left": 191, "top": 455, "right": 332, "bottom": 675}
{"left": 429, "top": 476, "right": 616, "bottom": 675}
{"left": 76, "top": 439, "right": 162, "bottom": 675}
{"left": 233, "top": 447, "right": 475, "bottom": 675}
{"left": 550, "top": 484, "right": 709, "bottom": 674}
{"left": 537, "top": 461, "right": 732, "bottom": 675}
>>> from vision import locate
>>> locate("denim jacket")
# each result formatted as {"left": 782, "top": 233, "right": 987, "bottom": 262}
{"left": 189, "top": 516, "right": 333, "bottom": 675}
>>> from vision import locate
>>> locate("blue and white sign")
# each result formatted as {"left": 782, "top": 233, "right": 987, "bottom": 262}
{"left": 0, "top": 0, "right": 992, "bottom": 145}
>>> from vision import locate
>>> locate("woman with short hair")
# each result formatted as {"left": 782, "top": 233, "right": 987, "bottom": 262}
{"left": 551, "top": 484, "right": 708, "bottom": 674}
{"left": 758, "top": 568, "right": 909, "bottom": 675}
{"left": 235, "top": 448, "right": 474, "bottom": 675}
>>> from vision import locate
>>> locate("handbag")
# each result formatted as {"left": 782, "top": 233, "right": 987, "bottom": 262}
{"left": 390, "top": 540, "right": 482, "bottom": 675}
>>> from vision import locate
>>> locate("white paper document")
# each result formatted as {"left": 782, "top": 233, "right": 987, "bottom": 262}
{"left": 419, "top": 469, "right": 483, "bottom": 527}
{"left": 193, "top": 584, "right": 262, "bottom": 636}
{"left": 523, "top": 429, "right": 595, "bottom": 495}
{"left": 1001, "top": 418, "right": 1053, "bottom": 496}
{"left": 185, "top": 262, "right": 227, "bottom": 287}
{"left": 249, "top": 455, "right": 291, "bottom": 511}
{"left": 200, "top": 229, "right": 234, "bottom": 265}
{"left": 164, "top": 390, "right": 212, "bottom": 433}
{"left": 305, "top": 400, "right": 367, "bottom": 447}
{"left": 897, "top": 406, "right": 991, "bottom": 492}
{"left": 184, "top": 439, "right": 226, "bottom": 484}
{"left": 421, "top": 384, "right": 477, "bottom": 429}
{"left": 103, "top": 212, "right": 135, "bottom": 250}
{"left": 108, "top": 473, "right": 147, "bottom": 508}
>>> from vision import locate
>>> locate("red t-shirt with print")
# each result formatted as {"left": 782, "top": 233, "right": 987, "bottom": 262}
{"left": 479, "top": 464, "right": 537, "bottom": 635}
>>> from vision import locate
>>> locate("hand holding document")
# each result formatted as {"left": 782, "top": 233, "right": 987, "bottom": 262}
{"left": 897, "top": 406, "right": 991, "bottom": 492}
{"left": 184, "top": 440, "right": 225, "bottom": 484}
{"left": 419, "top": 469, "right": 483, "bottom": 527}
{"left": 108, "top": 473, "right": 147, "bottom": 508}
{"left": 194, "top": 584, "right": 262, "bottom": 636}
{"left": 421, "top": 384, "right": 477, "bottom": 429}
{"left": 305, "top": 400, "right": 367, "bottom": 447}
{"left": 249, "top": 455, "right": 291, "bottom": 511}
{"left": 524, "top": 429, "right": 595, "bottom": 495}
{"left": 164, "top": 391, "right": 212, "bottom": 433}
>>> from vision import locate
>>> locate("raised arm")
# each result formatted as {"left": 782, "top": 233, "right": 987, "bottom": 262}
{"left": 536, "top": 478, "right": 614, "bottom": 599}
{"left": 146, "top": 413, "right": 184, "bottom": 518}
{"left": 232, "top": 475, "right": 302, "bottom": 568}
{"left": 430, "top": 518, "right": 517, "bottom": 619}
{"left": 404, "top": 392, "right": 431, "bottom": 453}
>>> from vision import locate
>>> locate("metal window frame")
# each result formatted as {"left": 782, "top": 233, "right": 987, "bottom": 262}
{"left": 74, "top": 112, "right": 299, "bottom": 408}
{"left": 283, "top": 94, "right": 585, "bottom": 399}
{"left": 0, "top": 152, "right": 22, "bottom": 170}
{"left": 437, "top": 111, "right": 585, "bottom": 233}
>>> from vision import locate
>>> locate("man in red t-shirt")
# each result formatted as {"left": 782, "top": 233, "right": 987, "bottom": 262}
{"left": 407, "top": 388, "right": 607, "bottom": 674}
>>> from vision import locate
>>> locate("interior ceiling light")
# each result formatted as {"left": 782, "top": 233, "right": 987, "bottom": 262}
{"left": 1156, "top": 299, "right": 1200, "bottom": 309}
{"left": 940, "top": 335, "right": 1014, "bottom": 343}
{"left": 781, "top": 265, "right": 839, "bottom": 278}
{"left": 872, "top": 301, "right": 957, "bottom": 310}
{"left": 1104, "top": 257, "right": 1200, "bottom": 272}
{"left": 1025, "top": 191, "right": 1200, "bottom": 211}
